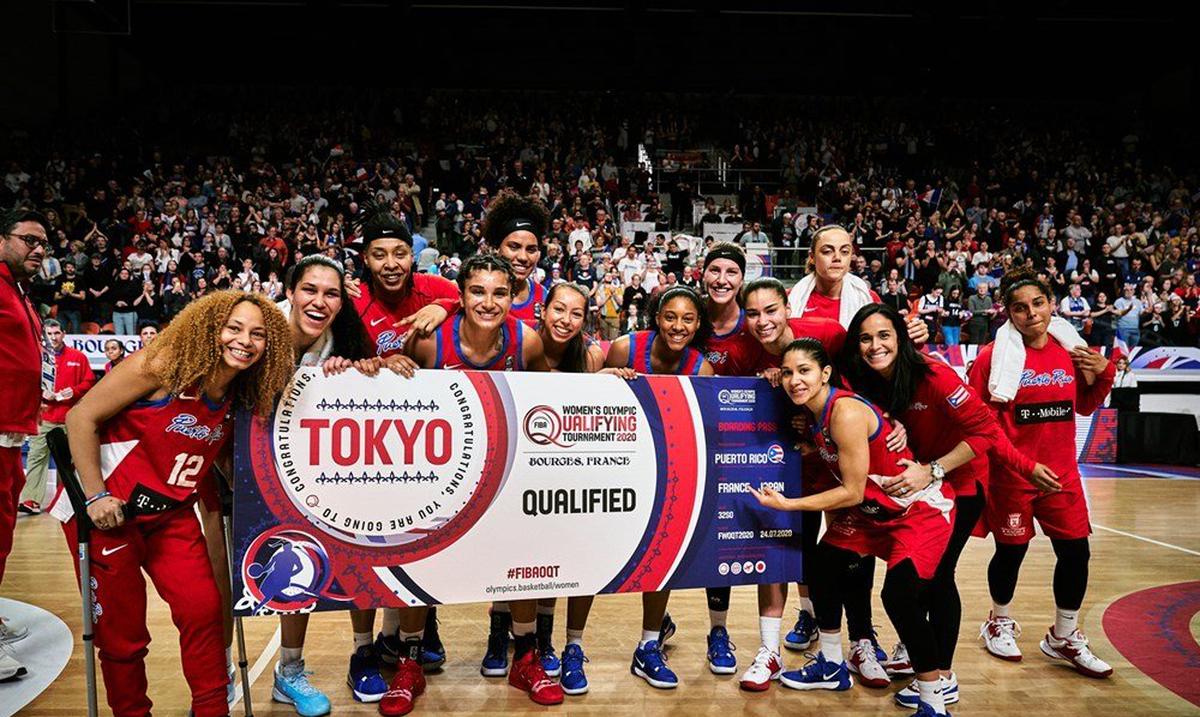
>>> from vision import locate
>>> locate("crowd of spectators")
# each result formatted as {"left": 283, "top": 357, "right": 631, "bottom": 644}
{"left": 3, "top": 89, "right": 1196, "bottom": 348}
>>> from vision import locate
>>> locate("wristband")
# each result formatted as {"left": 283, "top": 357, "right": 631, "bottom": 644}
{"left": 85, "top": 491, "right": 111, "bottom": 507}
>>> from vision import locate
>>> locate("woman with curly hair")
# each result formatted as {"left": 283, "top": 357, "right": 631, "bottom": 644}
{"left": 483, "top": 190, "right": 550, "bottom": 326}
{"left": 52, "top": 290, "right": 293, "bottom": 717}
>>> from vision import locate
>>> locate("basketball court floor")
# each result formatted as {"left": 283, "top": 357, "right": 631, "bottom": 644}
{"left": 3, "top": 464, "right": 1197, "bottom": 716}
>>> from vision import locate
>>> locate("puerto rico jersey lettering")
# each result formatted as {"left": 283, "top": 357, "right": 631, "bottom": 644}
{"left": 625, "top": 330, "right": 704, "bottom": 376}
{"left": 434, "top": 314, "right": 525, "bottom": 371}
{"left": 354, "top": 275, "right": 460, "bottom": 358}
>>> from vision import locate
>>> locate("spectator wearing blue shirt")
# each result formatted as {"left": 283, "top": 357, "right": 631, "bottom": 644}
{"left": 1114, "top": 284, "right": 1144, "bottom": 347}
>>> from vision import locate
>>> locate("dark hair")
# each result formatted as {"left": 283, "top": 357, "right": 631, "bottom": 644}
{"left": 649, "top": 285, "right": 712, "bottom": 348}
{"left": 839, "top": 304, "right": 932, "bottom": 415}
{"left": 483, "top": 190, "right": 549, "bottom": 248}
{"left": 740, "top": 277, "right": 788, "bottom": 308}
{"left": 806, "top": 224, "right": 850, "bottom": 273}
{"left": 783, "top": 337, "right": 831, "bottom": 369}
{"left": 354, "top": 200, "right": 413, "bottom": 246}
{"left": 457, "top": 253, "right": 519, "bottom": 294}
{"left": 1000, "top": 267, "right": 1053, "bottom": 308}
{"left": 137, "top": 320, "right": 160, "bottom": 333}
{"left": 541, "top": 283, "right": 591, "bottom": 373}
{"left": 286, "top": 253, "right": 373, "bottom": 361}
{"left": 1, "top": 208, "right": 52, "bottom": 238}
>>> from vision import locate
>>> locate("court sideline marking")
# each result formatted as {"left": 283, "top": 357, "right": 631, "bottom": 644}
{"left": 1092, "top": 523, "right": 1200, "bottom": 557}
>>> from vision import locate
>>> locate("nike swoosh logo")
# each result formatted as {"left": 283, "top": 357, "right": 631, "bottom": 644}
{"left": 370, "top": 317, "right": 387, "bottom": 327}
{"left": 822, "top": 671, "right": 841, "bottom": 680}
{"left": 101, "top": 544, "right": 129, "bottom": 556}
{"left": 443, "top": 363, "right": 464, "bottom": 370}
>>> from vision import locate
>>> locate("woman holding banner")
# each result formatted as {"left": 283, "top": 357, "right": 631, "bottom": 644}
{"left": 397, "top": 254, "right": 562, "bottom": 713}
{"left": 605, "top": 285, "right": 715, "bottom": 689}
{"left": 749, "top": 338, "right": 955, "bottom": 717}
{"left": 56, "top": 290, "right": 294, "bottom": 717}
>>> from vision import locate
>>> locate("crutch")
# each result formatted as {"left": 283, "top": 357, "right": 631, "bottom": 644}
{"left": 46, "top": 427, "right": 104, "bottom": 717}
{"left": 213, "top": 463, "right": 254, "bottom": 717}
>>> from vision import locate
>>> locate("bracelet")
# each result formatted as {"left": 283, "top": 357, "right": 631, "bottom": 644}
{"left": 85, "top": 491, "right": 111, "bottom": 507}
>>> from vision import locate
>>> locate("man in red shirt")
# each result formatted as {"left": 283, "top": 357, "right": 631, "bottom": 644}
{"left": 0, "top": 209, "right": 51, "bottom": 678}
{"left": 19, "top": 319, "right": 95, "bottom": 515}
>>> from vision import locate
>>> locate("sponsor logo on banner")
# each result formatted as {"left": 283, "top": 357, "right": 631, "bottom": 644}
{"left": 718, "top": 562, "right": 730, "bottom": 576}
{"left": 522, "top": 403, "right": 639, "bottom": 450}
{"left": 755, "top": 560, "right": 766, "bottom": 573}
{"left": 743, "top": 561, "right": 755, "bottom": 575}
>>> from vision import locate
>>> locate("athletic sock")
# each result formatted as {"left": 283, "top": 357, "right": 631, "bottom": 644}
{"left": 918, "top": 678, "right": 947, "bottom": 715}
{"left": 818, "top": 631, "right": 843, "bottom": 663}
{"left": 280, "top": 646, "right": 303, "bottom": 666}
{"left": 399, "top": 630, "right": 424, "bottom": 661}
{"left": 512, "top": 619, "right": 536, "bottom": 638}
{"left": 566, "top": 628, "right": 584, "bottom": 647}
{"left": 709, "top": 609, "right": 728, "bottom": 629}
{"left": 353, "top": 631, "right": 372, "bottom": 649}
{"left": 1054, "top": 607, "right": 1078, "bottom": 637}
{"left": 991, "top": 601, "right": 1012, "bottom": 619}
{"left": 639, "top": 628, "right": 659, "bottom": 648}
{"left": 381, "top": 609, "right": 401, "bottom": 637}
{"left": 760, "top": 616, "right": 782, "bottom": 654}
{"left": 797, "top": 595, "right": 814, "bottom": 614}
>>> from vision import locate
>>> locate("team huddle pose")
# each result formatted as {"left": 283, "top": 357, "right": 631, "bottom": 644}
{"left": 54, "top": 202, "right": 1115, "bottom": 717}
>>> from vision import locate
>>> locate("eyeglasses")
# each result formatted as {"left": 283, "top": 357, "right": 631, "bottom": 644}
{"left": 7, "top": 233, "right": 48, "bottom": 250}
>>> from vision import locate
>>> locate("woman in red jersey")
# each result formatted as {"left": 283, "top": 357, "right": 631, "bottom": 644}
{"left": 606, "top": 285, "right": 714, "bottom": 690}
{"left": 968, "top": 269, "right": 1115, "bottom": 679}
{"left": 840, "top": 302, "right": 1055, "bottom": 707}
{"left": 58, "top": 291, "right": 294, "bottom": 717}
{"left": 750, "top": 338, "right": 955, "bottom": 717}
{"left": 387, "top": 254, "right": 561, "bottom": 715}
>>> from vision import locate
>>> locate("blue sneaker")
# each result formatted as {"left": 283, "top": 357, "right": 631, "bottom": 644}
{"left": 895, "top": 674, "right": 959, "bottom": 708}
{"left": 869, "top": 629, "right": 888, "bottom": 663}
{"left": 560, "top": 643, "right": 590, "bottom": 695}
{"left": 706, "top": 626, "right": 737, "bottom": 674}
{"left": 910, "top": 700, "right": 951, "bottom": 717}
{"left": 536, "top": 611, "right": 561, "bottom": 677}
{"left": 658, "top": 613, "right": 677, "bottom": 646}
{"left": 779, "top": 652, "right": 853, "bottom": 691}
{"left": 784, "top": 609, "right": 818, "bottom": 651}
{"left": 346, "top": 644, "right": 387, "bottom": 703}
{"left": 422, "top": 608, "right": 447, "bottom": 671}
{"left": 374, "top": 630, "right": 403, "bottom": 666}
{"left": 631, "top": 640, "right": 678, "bottom": 689}
{"left": 480, "top": 610, "right": 511, "bottom": 677}
{"left": 272, "top": 660, "right": 332, "bottom": 716}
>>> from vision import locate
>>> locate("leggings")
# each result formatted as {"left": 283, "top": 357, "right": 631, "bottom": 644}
{"left": 928, "top": 488, "right": 986, "bottom": 670}
{"left": 988, "top": 535, "right": 1090, "bottom": 611}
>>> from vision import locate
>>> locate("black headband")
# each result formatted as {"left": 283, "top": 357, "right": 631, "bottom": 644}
{"left": 703, "top": 246, "right": 746, "bottom": 274}
{"left": 500, "top": 217, "right": 539, "bottom": 238}
{"left": 362, "top": 224, "right": 413, "bottom": 246}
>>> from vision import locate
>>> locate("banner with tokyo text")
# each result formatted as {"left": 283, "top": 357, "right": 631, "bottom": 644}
{"left": 231, "top": 370, "right": 804, "bottom": 615}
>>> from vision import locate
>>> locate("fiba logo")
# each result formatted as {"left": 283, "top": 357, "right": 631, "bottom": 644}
{"left": 767, "top": 443, "right": 785, "bottom": 464}
{"left": 523, "top": 404, "right": 573, "bottom": 447}
{"left": 718, "top": 388, "right": 756, "bottom": 405}
{"left": 237, "top": 529, "right": 333, "bottom": 615}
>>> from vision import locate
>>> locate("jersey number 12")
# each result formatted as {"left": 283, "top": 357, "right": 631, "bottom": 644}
{"left": 167, "top": 453, "right": 204, "bottom": 489}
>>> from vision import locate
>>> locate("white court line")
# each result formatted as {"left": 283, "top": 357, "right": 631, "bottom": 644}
{"left": 231, "top": 624, "right": 281, "bottom": 712}
{"left": 1092, "top": 523, "right": 1200, "bottom": 557}
{"left": 1085, "top": 464, "right": 1200, "bottom": 480}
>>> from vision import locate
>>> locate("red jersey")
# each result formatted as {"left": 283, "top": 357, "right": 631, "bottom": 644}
{"left": 50, "top": 391, "right": 232, "bottom": 522}
{"left": 746, "top": 317, "right": 848, "bottom": 372}
{"left": 797, "top": 287, "right": 882, "bottom": 325}
{"left": 510, "top": 278, "right": 547, "bottom": 327}
{"left": 40, "top": 346, "right": 96, "bottom": 424}
{"left": 704, "top": 310, "right": 759, "bottom": 376}
{"left": 434, "top": 314, "right": 526, "bottom": 371}
{"left": 967, "top": 340, "right": 1115, "bottom": 489}
{"left": 0, "top": 262, "right": 42, "bottom": 435}
{"left": 353, "top": 274, "right": 460, "bottom": 357}
{"left": 625, "top": 330, "right": 705, "bottom": 376}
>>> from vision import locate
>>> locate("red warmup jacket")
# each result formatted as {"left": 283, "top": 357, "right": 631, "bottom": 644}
{"left": 40, "top": 346, "right": 96, "bottom": 424}
{"left": 0, "top": 262, "right": 43, "bottom": 436}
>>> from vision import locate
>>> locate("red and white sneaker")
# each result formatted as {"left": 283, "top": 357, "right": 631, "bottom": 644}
{"left": 882, "top": 641, "right": 914, "bottom": 678}
{"left": 1040, "top": 628, "right": 1113, "bottom": 678}
{"left": 739, "top": 647, "right": 783, "bottom": 692}
{"left": 379, "top": 657, "right": 426, "bottom": 716}
{"left": 847, "top": 638, "right": 889, "bottom": 688}
{"left": 980, "top": 613, "right": 1023, "bottom": 661}
{"left": 509, "top": 650, "right": 564, "bottom": 705}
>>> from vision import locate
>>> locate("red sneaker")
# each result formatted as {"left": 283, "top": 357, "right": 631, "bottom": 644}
{"left": 380, "top": 657, "right": 426, "bottom": 716}
{"left": 508, "top": 650, "right": 563, "bottom": 705}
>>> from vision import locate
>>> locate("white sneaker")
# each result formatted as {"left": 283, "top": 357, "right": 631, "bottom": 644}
{"left": 738, "top": 647, "right": 782, "bottom": 692}
{"left": 847, "top": 638, "right": 889, "bottom": 688}
{"left": 980, "top": 613, "right": 1022, "bottom": 661}
{"left": 894, "top": 673, "right": 960, "bottom": 707}
{"left": 0, "top": 617, "right": 28, "bottom": 645}
{"left": 0, "top": 644, "right": 26, "bottom": 681}
{"left": 882, "top": 641, "right": 914, "bottom": 677}
{"left": 1040, "top": 628, "right": 1113, "bottom": 678}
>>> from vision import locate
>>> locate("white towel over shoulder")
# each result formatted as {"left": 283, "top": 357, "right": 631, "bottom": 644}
{"left": 987, "top": 316, "right": 1086, "bottom": 403}
{"left": 786, "top": 272, "right": 875, "bottom": 328}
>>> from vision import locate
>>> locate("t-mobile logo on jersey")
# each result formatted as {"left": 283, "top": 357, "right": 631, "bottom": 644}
{"left": 1014, "top": 400, "right": 1073, "bottom": 425}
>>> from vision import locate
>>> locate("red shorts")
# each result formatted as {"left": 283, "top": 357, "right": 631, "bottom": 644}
{"left": 984, "top": 474, "right": 1090, "bottom": 544}
{"left": 821, "top": 485, "right": 955, "bottom": 579}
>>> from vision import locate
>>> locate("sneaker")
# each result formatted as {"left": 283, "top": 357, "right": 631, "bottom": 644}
{"left": 979, "top": 613, "right": 1022, "bottom": 662}
{"left": 480, "top": 610, "right": 511, "bottom": 677}
{"left": 658, "top": 612, "right": 676, "bottom": 646}
{"left": 1039, "top": 628, "right": 1113, "bottom": 678}
{"left": 739, "top": 647, "right": 782, "bottom": 691}
{"left": 379, "top": 657, "right": 426, "bottom": 717}
{"left": 17, "top": 501, "right": 39, "bottom": 515}
{"left": 0, "top": 617, "right": 29, "bottom": 645}
{"left": 631, "top": 640, "right": 678, "bottom": 689}
{"left": 868, "top": 630, "right": 888, "bottom": 663}
{"left": 347, "top": 644, "right": 388, "bottom": 703}
{"left": 784, "top": 609, "right": 818, "bottom": 651}
{"left": 509, "top": 649, "right": 564, "bottom": 705}
{"left": 272, "top": 660, "right": 332, "bottom": 717}
{"left": 895, "top": 673, "right": 960, "bottom": 708}
{"left": 883, "top": 641, "right": 915, "bottom": 677}
{"left": 779, "top": 652, "right": 853, "bottom": 691}
{"left": 848, "top": 638, "right": 889, "bottom": 688}
{"left": 374, "top": 630, "right": 403, "bottom": 667}
{"left": 227, "top": 662, "right": 237, "bottom": 707}
{"left": 0, "top": 645, "right": 26, "bottom": 682}
{"left": 910, "top": 701, "right": 950, "bottom": 717}
{"left": 422, "top": 608, "right": 446, "bottom": 671}
{"left": 536, "top": 612, "right": 561, "bottom": 677}
{"left": 560, "top": 643, "right": 590, "bottom": 695}
{"left": 706, "top": 625, "right": 737, "bottom": 674}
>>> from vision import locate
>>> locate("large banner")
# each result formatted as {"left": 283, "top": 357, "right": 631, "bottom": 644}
{"left": 232, "top": 371, "right": 804, "bottom": 616}
{"left": 65, "top": 334, "right": 143, "bottom": 370}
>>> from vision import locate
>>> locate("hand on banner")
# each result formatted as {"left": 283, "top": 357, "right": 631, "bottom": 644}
{"left": 880, "top": 459, "right": 932, "bottom": 497}
{"left": 759, "top": 367, "right": 782, "bottom": 387}
{"left": 1028, "top": 462, "right": 1062, "bottom": 493}
{"left": 396, "top": 304, "right": 450, "bottom": 338}
{"left": 599, "top": 366, "right": 638, "bottom": 380}
{"left": 384, "top": 354, "right": 419, "bottom": 378}
{"left": 748, "top": 484, "right": 793, "bottom": 511}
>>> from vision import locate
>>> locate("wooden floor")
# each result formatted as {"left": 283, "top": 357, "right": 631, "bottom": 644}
{"left": 4, "top": 472, "right": 1198, "bottom": 716}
